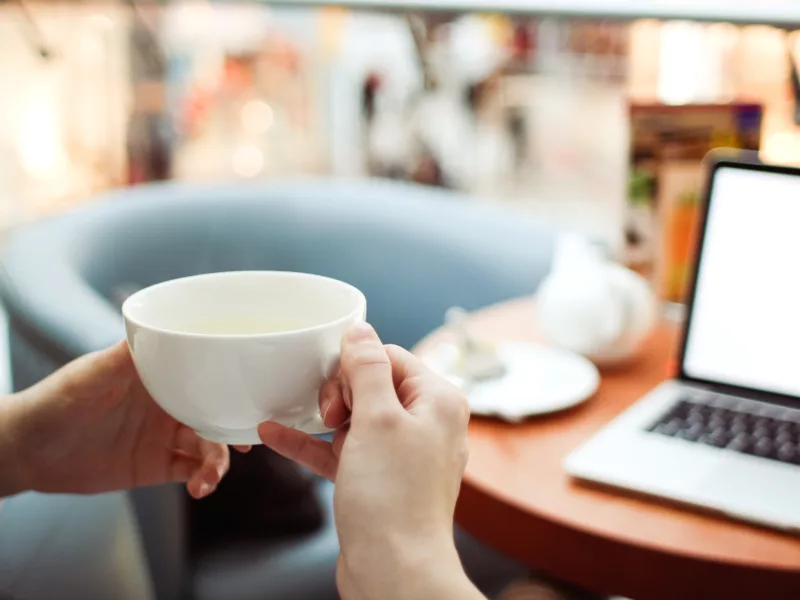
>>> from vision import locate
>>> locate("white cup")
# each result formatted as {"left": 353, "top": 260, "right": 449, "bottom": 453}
{"left": 122, "top": 271, "right": 367, "bottom": 445}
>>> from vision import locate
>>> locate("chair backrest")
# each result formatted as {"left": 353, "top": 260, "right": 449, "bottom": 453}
{"left": 2, "top": 178, "right": 555, "bottom": 354}
{"left": 0, "top": 178, "right": 556, "bottom": 599}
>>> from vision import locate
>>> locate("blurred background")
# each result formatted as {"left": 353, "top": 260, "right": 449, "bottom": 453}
{"left": 3, "top": 1, "right": 800, "bottom": 258}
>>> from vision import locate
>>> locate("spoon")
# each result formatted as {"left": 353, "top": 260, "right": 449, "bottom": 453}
{"left": 445, "top": 307, "right": 507, "bottom": 383}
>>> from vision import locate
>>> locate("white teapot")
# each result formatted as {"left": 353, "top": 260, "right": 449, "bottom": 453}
{"left": 537, "top": 233, "right": 657, "bottom": 366}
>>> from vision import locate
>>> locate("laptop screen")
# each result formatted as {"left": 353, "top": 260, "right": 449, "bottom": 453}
{"left": 682, "top": 164, "right": 800, "bottom": 399}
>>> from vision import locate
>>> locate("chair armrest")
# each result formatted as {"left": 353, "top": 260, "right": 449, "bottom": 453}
{"left": 0, "top": 491, "right": 154, "bottom": 600}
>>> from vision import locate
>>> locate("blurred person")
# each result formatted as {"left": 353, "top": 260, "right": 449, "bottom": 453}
{"left": 412, "top": 151, "right": 449, "bottom": 188}
{"left": 126, "top": 3, "right": 173, "bottom": 184}
{"left": 362, "top": 72, "right": 382, "bottom": 125}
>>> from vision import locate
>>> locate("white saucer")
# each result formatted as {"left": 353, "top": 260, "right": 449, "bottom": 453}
{"left": 421, "top": 342, "right": 600, "bottom": 422}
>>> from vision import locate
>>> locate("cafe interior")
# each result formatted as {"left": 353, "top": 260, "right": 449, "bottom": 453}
{"left": 1, "top": 1, "right": 800, "bottom": 599}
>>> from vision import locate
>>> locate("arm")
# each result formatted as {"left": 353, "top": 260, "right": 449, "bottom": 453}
{"left": 339, "top": 531, "right": 484, "bottom": 600}
{"left": 0, "top": 396, "right": 27, "bottom": 498}
{"left": 387, "top": 544, "right": 486, "bottom": 600}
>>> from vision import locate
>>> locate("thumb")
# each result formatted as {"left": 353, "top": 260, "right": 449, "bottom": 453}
{"left": 340, "top": 322, "right": 398, "bottom": 419}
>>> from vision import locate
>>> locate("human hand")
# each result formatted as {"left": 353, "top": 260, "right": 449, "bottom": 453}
{"left": 0, "top": 341, "right": 245, "bottom": 499}
{"left": 259, "top": 323, "right": 480, "bottom": 600}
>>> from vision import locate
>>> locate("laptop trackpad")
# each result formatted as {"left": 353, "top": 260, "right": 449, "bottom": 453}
{"left": 700, "top": 461, "right": 800, "bottom": 527}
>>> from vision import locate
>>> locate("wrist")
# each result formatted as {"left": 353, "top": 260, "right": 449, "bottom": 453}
{"left": 0, "top": 394, "right": 31, "bottom": 497}
{"left": 395, "top": 555, "right": 481, "bottom": 600}
{"left": 342, "top": 532, "right": 483, "bottom": 600}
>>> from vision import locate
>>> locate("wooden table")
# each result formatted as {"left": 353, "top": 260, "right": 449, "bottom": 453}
{"left": 415, "top": 297, "right": 800, "bottom": 600}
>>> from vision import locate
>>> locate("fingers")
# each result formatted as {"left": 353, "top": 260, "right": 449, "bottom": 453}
{"left": 385, "top": 344, "right": 469, "bottom": 424}
{"left": 385, "top": 344, "right": 442, "bottom": 409}
{"left": 233, "top": 445, "right": 252, "bottom": 453}
{"left": 332, "top": 424, "right": 349, "bottom": 459}
{"left": 173, "top": 426, "right": 230, "bottom": 499}
{"left": 319, "top": 338, "right": 433, "bottom": 427}
{"left": 258, "top": 421, "right": 339, "bottom": 481}
{"left": 89, "top": 341, "right": 137, "bottom": 380}
{"left": 56, "top": 340, "right": 136, "bottom": 396}
{"left": 172, "top": 455, "right": 219, "bottom": 499}
{"left": 319, "top": 377, "right": 349, "bottom": 428}
{"left": 169, "top": 455, "right": 197, "bottom": 486}
{"left": 83, "top": 339, "right": 131, "bottom": 369}
{"left": 385, "top": 344, "right": 429, "bottom": 387}
{"left": 339, "top": 323, "right": 399, "bottom": 421}
{"left": 174, "top": 426, "right": 227, "bottom": 465}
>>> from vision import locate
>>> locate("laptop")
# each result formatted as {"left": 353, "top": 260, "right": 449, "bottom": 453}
{"left": 564, "top": 156, "right": 800, "bottom": 533}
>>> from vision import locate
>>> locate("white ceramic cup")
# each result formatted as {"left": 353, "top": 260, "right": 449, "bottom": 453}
{"left": 122, "top": 271, "right": 367, "bottom": 445}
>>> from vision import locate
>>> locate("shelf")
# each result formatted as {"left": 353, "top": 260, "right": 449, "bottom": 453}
{"left": 258, "top": 0, "right": 800, "bottom": 28}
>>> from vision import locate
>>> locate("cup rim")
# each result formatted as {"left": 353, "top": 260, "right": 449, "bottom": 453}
{"left": 121, "top": 270, "right": 367, "bottom": 339}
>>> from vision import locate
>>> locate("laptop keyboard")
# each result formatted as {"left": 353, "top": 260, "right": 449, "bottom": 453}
{"left": 647, "top": 396, "right": 800, "bottom": 465}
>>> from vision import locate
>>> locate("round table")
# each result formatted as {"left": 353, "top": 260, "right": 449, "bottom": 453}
{"left": 414, "top": 297, "right": 800, "bottom": 600}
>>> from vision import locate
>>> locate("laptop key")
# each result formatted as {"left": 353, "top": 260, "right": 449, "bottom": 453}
{"left": 686, "top": 412, "right": 705, "bottom": 427}
{"left": 649, "top": 423, "right": 671, "bottom": 436}
{"left": 752, "top": 424, "right": 771, "bottom": 440}
{"left": 708, "top": 416, "right": 726, "bottom": 431}
{"left": 673, "top": 400, "right": 693, "bottom": 418}
{"left": 698, "top": 431, "right": 729, "bottom": 448}
{"left": 753, "top": 438, "right": 774, "bottom": 458}
{"left": 753, "top": 417, "right": 774, "bottom": 437}
{"left": 727, "top": 433, "right": 752, "bottom": 453}
{"left": 730, "top": 420, "right": 748, "bottom": 435}
{"left": 709, "top": 429, "right": 731, "bottom": 447}
{"left": 677, "top": 423, "right": 704, "bottom": 442}
{"left": 777, "top": 443, "right": 797, "bottom": 463}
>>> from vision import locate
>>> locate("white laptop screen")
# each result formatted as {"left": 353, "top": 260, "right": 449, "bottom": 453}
{"left": 682, "top": 165, "right": 800, "bottom": 398}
